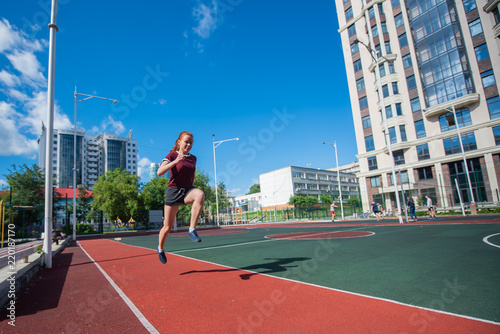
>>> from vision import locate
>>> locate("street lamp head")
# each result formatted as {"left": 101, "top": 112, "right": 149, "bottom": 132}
{"left": 353, "top": 39, "right": 359, "bottom": 44}
{"left": 236, "top": 138, "right": 240, "bottom": 141}
{"left": 323, "top": 142, "right": 326, "bottom": 144}
{"left": 113, "top": 100, "right": 118, "bottom": 104}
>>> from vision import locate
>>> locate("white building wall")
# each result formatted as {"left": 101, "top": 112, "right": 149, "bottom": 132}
{"left": 260, "top": 167, "right": 294, "bottom": 208}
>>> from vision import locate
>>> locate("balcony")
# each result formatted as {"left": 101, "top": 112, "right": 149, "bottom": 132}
{"left": 423, "top": 93, "right": 480, "bottom": 118}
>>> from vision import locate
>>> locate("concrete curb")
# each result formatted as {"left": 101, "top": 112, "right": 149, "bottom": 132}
{"left": 0, "top": 237, "right": 70, "bottom": 308}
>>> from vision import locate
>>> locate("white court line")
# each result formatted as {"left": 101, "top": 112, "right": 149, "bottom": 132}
{"left": 483, "top": 233, "right": 500, "bottom": 249}
{"left": 265, "top": 229, "right": 375, "bottom": 240}
{"left": 174, "top": 226, "right": 371, "bottom": 253}
{"left": 103, "top": 228, "right": 500, "bottom": 326}
{"left": 77, "top": 241, "right": 160, "bottom": 334}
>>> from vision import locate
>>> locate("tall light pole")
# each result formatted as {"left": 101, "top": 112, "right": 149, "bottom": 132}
{"left": 323, "top": 141, "right": 344, "bottom": 220}
{"left": 43, "top": 0, "right": 58, "bottom": 269}
{"left": 448, "top": 105, "right": 476, "bottom": 209}
{"left": 212, "top": 134, "right": 239, "bottom": 226}
{"left": 354, "top": 39, "right": 403, "bottom": 223}
{"left": 73, "top": 88, "right": 117, "bottom": 240}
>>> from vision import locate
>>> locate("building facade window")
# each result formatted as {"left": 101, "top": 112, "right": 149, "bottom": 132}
{"left": 365, "top": 135, "right": 375, "bottom": 151}
{"left": 493, "top": 7, "right": 500, "bottom": 25}
{"left": 402, "top": 54, "right": 412, "bottom": 68}
{"left": 368, "top": 156, "right": 378, "bottom": 170}
{"left": 348, "top": 25, "right": 356, "bottom": 37}
{"left": 362, "top": 115, "right": 371, "bottom": 128}
{"left": 443, "top": 132, "right": 477, "bottom": 155}
{"left": 383, "top": 84, "right": 390, "bottom": 97}
{"left": 481, "top": 70, "right": 496, "bottom": 88}
{"left": 469, "top": 19, "right": 483, "bottom": 37}
{"left": 398, "top": 33, "right": 408, "bottom": 47}
{"left": 409, "top": 0, "right": 474, "bottom": 108}
{"left": 474, "top": 44, "right": 489, "bottom": 62}
{"left": 395, "top": 13, "right": 404, "bottom": 27}
{"left": 493, "top": 126, "right": 500, "bottom": 145}
{"left": 353, "top": 59, "right": 362, "bottom": 72}
{"left": 418, "top": 166, "right": 433, "bottom": 180}
{"left": 381, "top": 22, "right": 388, "bottom": 34}
{"left": 385, "top": 41, "right": 391, "bottom": 54}
{"left": 488, "top": 96, "right": 500, "bottom": 119}
{"left": 400, "top": 125, "right": 407, "bottom": 142}
{"left": 393, "top": 150, "right": 405, "bottom": 165}
{"left": 463, "top": 0, "right": 476, "bottom": 12}
{"left": 396, "top": 103, "right": 403, "bottom": 115}
{"left": 388, "top": 61, "right": 395, "bottom": 73}
{"left": 386, "top": 105, "right": 393, "bottom": 118}
{"left": 372, "top": 25, "right": 379, "bottom": 38}
{"left": 439, "top": 108, "right": 472, "bottom": 132}
{"left": 356, "top": 77, "right": 365, "bottom": 91}
{"left": 345, "top": 7, "right": 353, "bottom": 20}
{"left": 417, "top": 143, "right": 430, "bottom": 160}
{"left": 392, "top": 82, "right": 399, "bottom": 95}
{"left": 370, "top": 176, "right": 381, "bottom": 187}
{"left": 392, "top": 0, "right": 400, "bottom": 7}
{"left": 359, "top": 96, "right": 368, "bottom": 110}
{"left": 415, "top": 119, "right": 426, "bottom": 138}
{"left": 351, "top": 42, "right": 359, "bottom": 55}
{"left": 389, "top": 126, "right": 397, "bottom": 143}
{"left": 411, "top": 97, "right": 421, "bottom": 112}
{"left": 369, "top": 7, "right": 375, "bottom": 19}
{"left": 379, "top": 63, "right": 387, "bottom": 77}
{"left": 407, "top": 75, "right": 416, "bottom": 90}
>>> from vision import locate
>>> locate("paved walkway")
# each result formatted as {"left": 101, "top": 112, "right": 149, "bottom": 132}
{"left": 0, "top": 240, "right": 148, "bottom": 333}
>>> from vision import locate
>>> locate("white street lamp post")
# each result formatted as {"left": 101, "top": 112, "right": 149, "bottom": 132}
{"left": 212, "top": 134, "right": 239, "bottom": 226}
{"left": 43, "top": 0, "right": 58, "bottom": 269}
{"left": 449, "top": 105, "right": 476, "bottom": 206}
{"left": 323, "top": 141, "right": 344, "bottom": 220}
{"left": 354, "top": 39, "right": 403, "bottom": 223}
{"left": 73, "top": 88, "right": 117, "bottom": 240}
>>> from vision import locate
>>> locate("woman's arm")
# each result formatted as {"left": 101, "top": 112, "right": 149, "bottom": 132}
{"left": 157, "top": 154, "right": 184, "bottom": 176}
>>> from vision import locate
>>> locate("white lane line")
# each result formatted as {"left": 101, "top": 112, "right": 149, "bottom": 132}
{"left": 77, "top": 241, "right": 160, "bottom": 334}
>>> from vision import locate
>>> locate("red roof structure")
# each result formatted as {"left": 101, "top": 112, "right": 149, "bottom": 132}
{"left": 55, "top": 188, "right": 92, "bottom": 200}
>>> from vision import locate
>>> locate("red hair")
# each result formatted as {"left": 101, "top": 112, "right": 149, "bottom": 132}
{"left": 171, "top": 131, "right": 193, "bottom": 152}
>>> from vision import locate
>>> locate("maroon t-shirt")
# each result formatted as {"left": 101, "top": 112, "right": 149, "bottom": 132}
{"left": 163, "top": 151, "right": 197, "bottom": 188}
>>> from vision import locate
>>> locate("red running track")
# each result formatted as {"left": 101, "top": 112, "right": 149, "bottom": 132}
{"left": 1, "top": 237, "right": 499, "bottom": 333}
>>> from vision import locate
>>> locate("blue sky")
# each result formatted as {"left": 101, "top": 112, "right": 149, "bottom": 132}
{"left": 0, "top": 0, "right": 357, "bottom": 196}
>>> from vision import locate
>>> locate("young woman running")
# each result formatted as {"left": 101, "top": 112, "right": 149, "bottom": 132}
{"left": 157, "top": 131, "right": 205, "bottom": 264}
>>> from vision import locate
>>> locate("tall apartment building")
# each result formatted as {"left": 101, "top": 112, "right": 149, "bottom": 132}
{"left": 335, "top": 0, "right": 500, "bottom": 210}
{"left": 38, "top": 126, "right": 138, "bottom": 189}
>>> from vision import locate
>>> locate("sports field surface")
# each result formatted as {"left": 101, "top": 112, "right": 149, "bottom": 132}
{"left": 2, "top": 215, "right": 500, "bottom": 333}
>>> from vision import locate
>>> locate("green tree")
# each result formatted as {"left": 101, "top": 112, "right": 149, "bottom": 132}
{"left": 5, "top": 164, "right": 45, "bottom": 207}
{"left": 76, "top": 185, "right": 93, "bottom": 222}
{"left": 92, "top": 168, "right": 140, "bottom": 221}
{"left": 320, "top": 194, "right": 333, "bottom": 204}
{"left": 141, "top": 177, "right": 169, "bottom": 211}
{"left": 247, "top": 184, "right": 260, "bottom": 195}
{"left": 3, "top": 164, "right": 62, "bottom": 231}
{"left": 289, "top": 195, "right": 306, "bottom": 207}
{"left": 306, "top": 195, "right": 318, "bottom": 206}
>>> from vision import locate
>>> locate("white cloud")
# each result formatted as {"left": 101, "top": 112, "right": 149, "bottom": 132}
{"left": 6, "top": 50, "right": 45, "bottom": 86}
{"left": 0, "top": 19, "right": 17, "bottom": 53}
{"left": 0, "top": 179, "right": 7, "bottom": 187}
{"left": 0, "top": 70, "right": 20, "bottom": 87}
{"left": 101, "top": 115, "right": 125, "bottom": 134}
{"left": 22, "top": 91, "right": 72, "bottom": 136}
{"left": 192, "top": 0, "right": 220, "bottom": 39}
{"left": 0, "top": 101, "right": 38, "bottom": 156}
{"left": 138, "top": 157, "right": 152, "bottom": 179}
{"left": 0, "top": 19, "right": 66, "bottom": 158}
